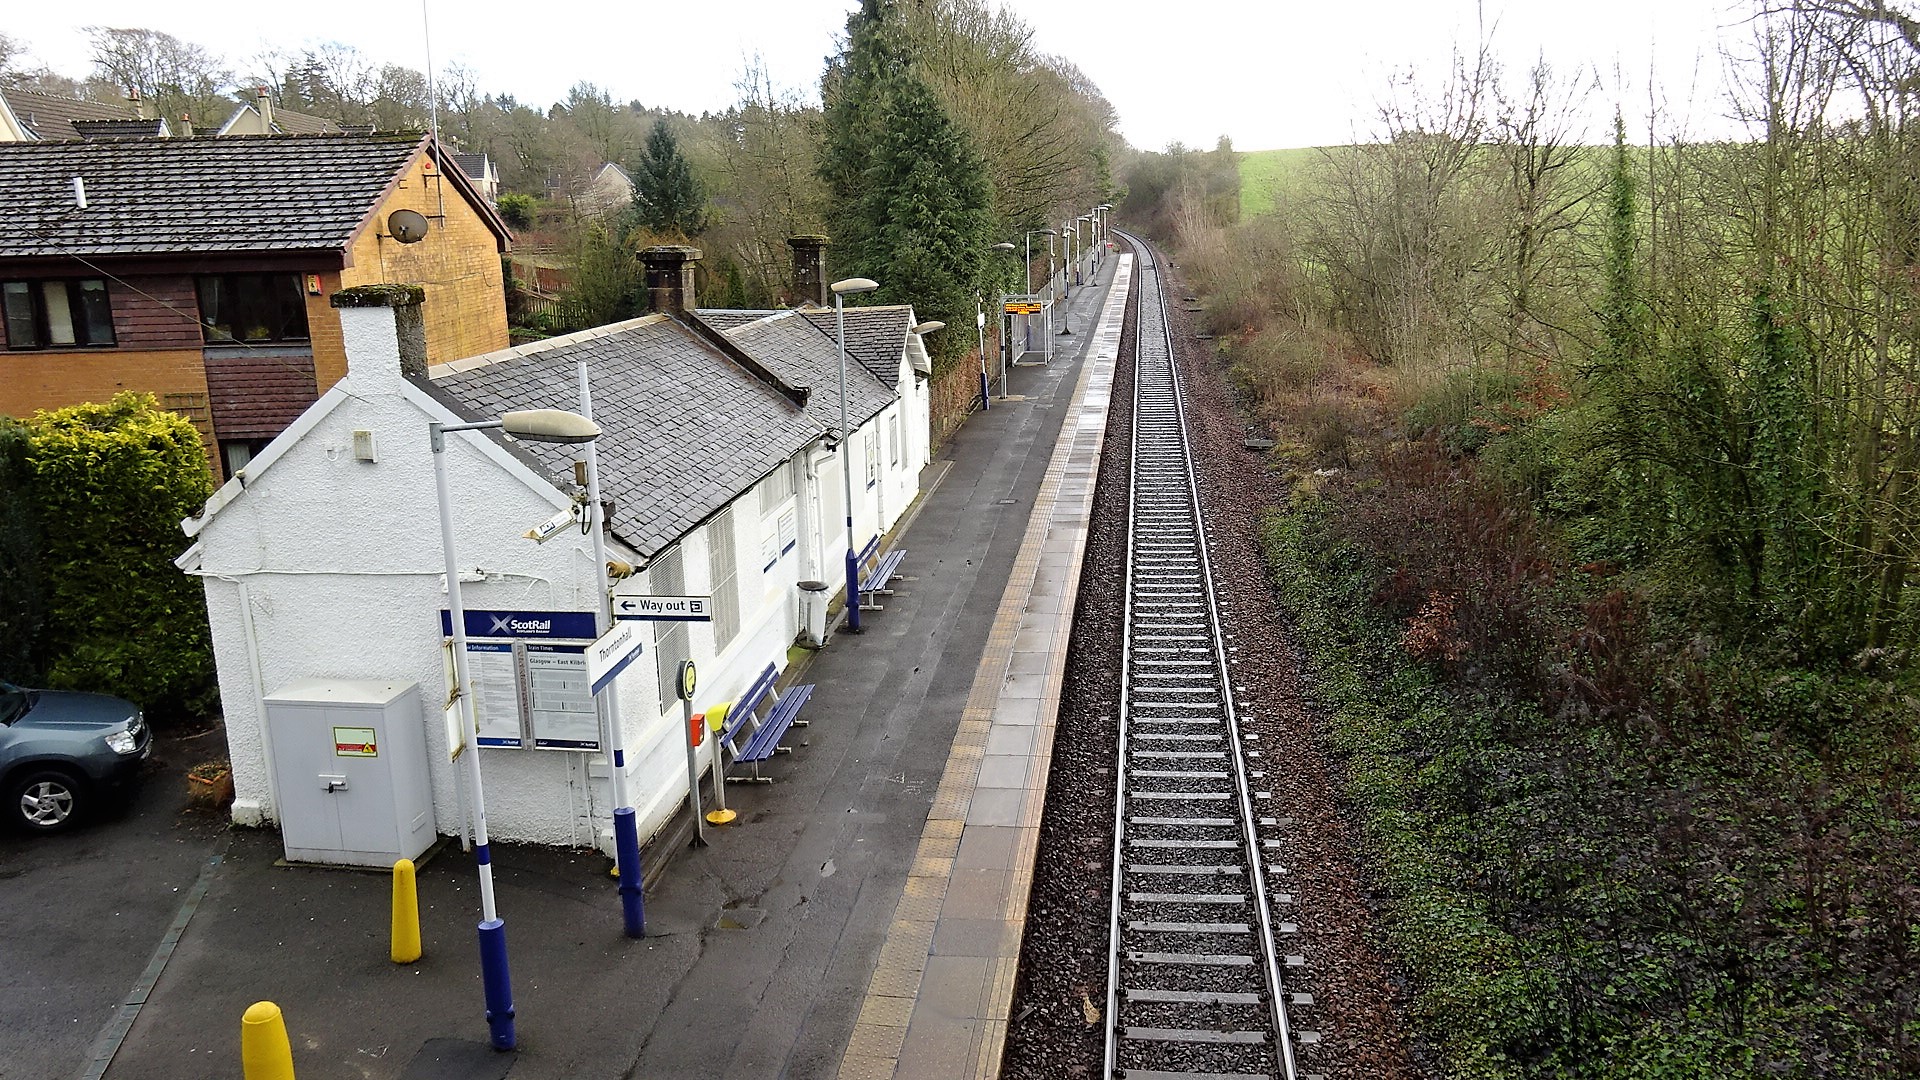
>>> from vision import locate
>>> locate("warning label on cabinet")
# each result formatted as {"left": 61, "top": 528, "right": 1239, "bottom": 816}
{"left": 333, "top": 726, "right": 379, "bottom": 757}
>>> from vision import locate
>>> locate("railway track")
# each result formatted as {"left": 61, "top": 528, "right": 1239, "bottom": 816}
{"left": 1102, "top": 235, "right": 1311, "bottom": 1080}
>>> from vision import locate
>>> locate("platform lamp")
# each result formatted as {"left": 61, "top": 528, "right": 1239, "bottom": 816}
{"left": 832, "top": 276, "right": 879, "bottom": 633}
{"left": 432, "top": 406, "right": 601, "bottom": 1051}
{"left": 981, "top": 242, "right": 1018, "bottom": 407}
{"left": 1022, "top": 229, "right": 1054, "bottom": 354}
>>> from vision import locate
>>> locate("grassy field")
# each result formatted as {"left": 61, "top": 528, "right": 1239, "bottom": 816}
{"left": 1238, "top": 147, "right": 1329, "bottom": 219}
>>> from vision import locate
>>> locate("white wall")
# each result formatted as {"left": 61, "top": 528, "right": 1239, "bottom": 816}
{"left": 191, "top": 307, "right": 820, "bottom": 854}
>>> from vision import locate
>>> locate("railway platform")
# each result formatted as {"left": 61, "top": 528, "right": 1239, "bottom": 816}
{"left": 77, "top": 251, "right": 1131, "bottom": 1080}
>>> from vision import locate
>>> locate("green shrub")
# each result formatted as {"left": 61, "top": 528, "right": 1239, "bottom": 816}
{"left": 0, "top": 417, "right": 46, "bottom": 681}
{"left": 496, "top": 192, "right": 537, "bottom": 231}
{"left": 25, "top": 394, "right": 216, "bottom": 722}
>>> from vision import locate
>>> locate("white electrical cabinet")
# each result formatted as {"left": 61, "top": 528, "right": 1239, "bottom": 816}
{"left": 263, "top": 679, "right": 436, "bottom": 867}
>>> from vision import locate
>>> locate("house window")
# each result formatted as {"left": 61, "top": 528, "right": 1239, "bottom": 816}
{"left": 2, "top": 279, "right": 115, "bottom": 349}
{"left": 219, "top": 438, "right": 272, "bottom": 480}
{"left": 708, "top": 507, "right": 741, "bottom": 654}
{"left": 650, "top": 546, "right": 688, "bottom": 711}
{"left": 196, "top": 274, "right": 309, "bottom": 345}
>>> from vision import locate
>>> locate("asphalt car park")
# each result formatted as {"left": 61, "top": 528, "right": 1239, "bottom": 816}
{"left": 0, "top": 725, "right": 226, "bottom": 1079}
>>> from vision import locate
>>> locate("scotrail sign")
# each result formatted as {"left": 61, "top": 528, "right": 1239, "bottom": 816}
{"left": 612, "top": 594, "right": 712, "bottom": 622}
{"left": 440, "top": 609, "right": 598, "bottom": 640}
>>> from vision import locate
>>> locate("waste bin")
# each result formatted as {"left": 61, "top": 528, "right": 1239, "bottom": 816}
{"left": 797, "top": 580, "right": 831, "bottom": 647}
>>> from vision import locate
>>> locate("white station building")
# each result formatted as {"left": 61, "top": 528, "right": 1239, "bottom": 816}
{"left": 177, "top": 247, "right": 934, "bottom": 858}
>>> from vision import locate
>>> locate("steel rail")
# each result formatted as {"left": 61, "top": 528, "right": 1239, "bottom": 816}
{"left": 1102, "top": 232, "right": 1298, "bottom": 1080}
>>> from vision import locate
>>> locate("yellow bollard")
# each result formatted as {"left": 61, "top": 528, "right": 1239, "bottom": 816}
{"left": 391, "top": 858, "right": 422, "bottom": 964}
{"left": 240, "top": 1001, "right": 295, "bottom": 1080}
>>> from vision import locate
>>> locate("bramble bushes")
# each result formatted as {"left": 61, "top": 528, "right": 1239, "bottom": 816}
{"left": 0, "top": 394, "right": 216, "bottom": 723}
{"left": 1264, "top": 458, "right": 1920, "bottom": 1077}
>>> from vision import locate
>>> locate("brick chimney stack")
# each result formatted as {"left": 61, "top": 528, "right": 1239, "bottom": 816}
{"left": 788, "top": 235, "right": 829, "bottom": 307}
{"left": 255, "top": 87, "right": 274, "bottom": 130}
{"left": 639, "top": 245, "right": 701, "bottom": 316}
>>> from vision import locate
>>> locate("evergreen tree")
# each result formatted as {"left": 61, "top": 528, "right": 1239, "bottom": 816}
{"left": 819, "top": 0, "right": 909, "bottom": 247}
{"left": 630, "top": 118, "right": 707, "bottom": 238}
{"left": 852, "top": 69, "right": 995, "bottom": 366}
{"left": 821, "top": 0, "right": 995, "bottom": 368}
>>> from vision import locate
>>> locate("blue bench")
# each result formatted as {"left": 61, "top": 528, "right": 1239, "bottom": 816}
{"left": 856, "top": 535, "right": 907, "bottom": 611}
{"left": 715, "top": 663, "right": 814, "bottom": 783}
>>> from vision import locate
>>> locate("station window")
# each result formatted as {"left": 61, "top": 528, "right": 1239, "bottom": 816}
{"left": 2, "top": 278, "right": 115, "bottom": 349}
{"left": 196, "top": 274, "right": 310, "bottom": 345}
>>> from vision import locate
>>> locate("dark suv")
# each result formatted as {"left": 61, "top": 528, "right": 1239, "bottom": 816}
{"left": 0, "top": 681, "right": 150, "bottom": 833}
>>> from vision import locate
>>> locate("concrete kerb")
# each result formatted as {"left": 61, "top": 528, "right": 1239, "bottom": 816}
{"left": 834, "top": 254, "right": 1133, "bottom": 1080}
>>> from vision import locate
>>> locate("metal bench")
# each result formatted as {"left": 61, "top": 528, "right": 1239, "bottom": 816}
{"left": 714, "top": 663, "right": 812, "bottom": 783}
{"left": 856, "top": 535, "right": 907, "bottom": 611}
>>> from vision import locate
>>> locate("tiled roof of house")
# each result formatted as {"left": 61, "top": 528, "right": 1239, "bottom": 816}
{"left": 428, "top": 316, "right": 825, "bottom": 559}
{"left": 0, "top": 134, "right": 430, "bottom": 258}
{"left": 1, "top": 87, "right": 138, "bottom": 140}
{"left": 268, "top": 108, "right": 340, "bottom": 135}
{"left": 449, "top": 152, "right": 490, "bottom": 179}
{"left": 70, "top": 119, "right": 170, "bottom": 139}
{"left": 706, "top": 310, "right": 894, "bottom": 428}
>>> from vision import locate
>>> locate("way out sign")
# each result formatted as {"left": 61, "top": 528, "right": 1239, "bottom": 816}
{"left": 613, "top": 594, "right": 711, "bottom": 622}
{"left": 585, "top": 620, "right": 645, "bottom": 695}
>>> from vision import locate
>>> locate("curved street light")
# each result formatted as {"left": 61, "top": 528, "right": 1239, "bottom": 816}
{"left": 831, "top": 277, "right": 880, "bottom": 633}
{"left": 431, "top": 405, "right": 600, "bottom": 1051}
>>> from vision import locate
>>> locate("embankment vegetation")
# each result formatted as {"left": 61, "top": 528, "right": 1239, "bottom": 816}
{"left": 1128, "top": 3, "right": 1918, "bottom": 1075}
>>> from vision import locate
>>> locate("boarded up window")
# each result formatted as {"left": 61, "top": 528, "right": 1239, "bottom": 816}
{"left": 650, "top": 545, "right": 686, "bottom": 711}
{"left": 708, "top": 507, "right": 740, "bottom": 653}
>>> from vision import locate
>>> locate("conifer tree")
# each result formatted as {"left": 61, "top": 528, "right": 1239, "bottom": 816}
{"left": 853, "top": 69, "right": 995, "bottom": 361}
{"left": 630, "top": 118, "right": 707, "bottom": 237}
{"left": 820, "top": 0, "right": 995, "bottom": 367}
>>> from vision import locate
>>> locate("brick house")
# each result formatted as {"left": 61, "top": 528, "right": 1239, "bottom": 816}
{"left": 0, "top": 133, "right": 511, "bottom": 477}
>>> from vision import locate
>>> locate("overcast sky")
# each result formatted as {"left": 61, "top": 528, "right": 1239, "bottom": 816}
{"left": 7, "top": 0, "right": 1758, "bottom": 150}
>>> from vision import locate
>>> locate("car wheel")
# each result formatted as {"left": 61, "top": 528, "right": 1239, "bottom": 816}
{"left": 8, "top": 769, "right": 85, "bottom": 833}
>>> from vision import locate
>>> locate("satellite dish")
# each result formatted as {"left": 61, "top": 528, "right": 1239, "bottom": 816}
{"left": 387, "top": 209, "right": 429, "bottom": 244}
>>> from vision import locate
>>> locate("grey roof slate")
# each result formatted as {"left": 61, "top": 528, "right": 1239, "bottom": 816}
{"left": 696, "top": 305, "right": 915, "bottom": 389}
{"left": 708, "top": 310, "right": 895, "bottom": 428}
{"left": 2, "top": 88, "right": 137, "bottom": 140}
{"left": 800, "top": 305, "right": 913, "bottom": 388}
{"left": 429, "top": 316, "right": 824, "bottom": 559}
{"left": 0, "top": 134, "right": 430, "bottom": 258}
{"left": 450, "top": 152, "right": 490, "bottom": 179}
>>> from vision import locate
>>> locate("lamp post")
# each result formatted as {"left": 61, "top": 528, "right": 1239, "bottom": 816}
{"left": 1022, "top": 229, "right": 1054, "bottom": 357}
{"left": 980, "top": 242, "right": 1017, "bottom": 406}
{"left": 832, "top": 276, "right": 879, "bottom": 634}
{"left": 574, "top": 359, "right": 645, "bottom": 939}
{"left": 433, "top": 406, "right": 601, "bottom": 1051}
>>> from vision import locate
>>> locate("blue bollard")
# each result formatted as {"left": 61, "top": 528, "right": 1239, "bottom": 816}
{"left": 613, "top": 806, "right": 645, "bottom": 938}
{"left": 477, "top": 919, "right": 515, "bottom": 1051}
{"left": 844, "top": 549, "right": 861, "bottom": 633}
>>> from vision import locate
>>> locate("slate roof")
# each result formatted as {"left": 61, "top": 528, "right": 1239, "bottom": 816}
{"left": 801, "top": 305, "right": 914, "bottom": 388}
{"left": 429, "top": 316, "right": 824, "bottom": 559}
{"left": 708, "top": 310, "right": 895, "bottom": 428}
{"left": 697, "top": 305, "right": 915, "bottom": 389}
{"left": 1, "top": 88, "right": 137, "bottom": 140}
{"left": 0, "top": 134, "right": 442, "bottom": 259}
{"left": 450, "top": 152, "right": 491, "bottom": 179}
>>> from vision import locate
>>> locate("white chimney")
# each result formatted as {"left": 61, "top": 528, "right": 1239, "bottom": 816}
{"left": 255, "top": 87, "right": 274, "bottom": 131}
{"left": 332, "top": 285, "right": 428, "bottom": 391}
{"left": 72, "top": 176, "right": 87, "bottom": 209}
